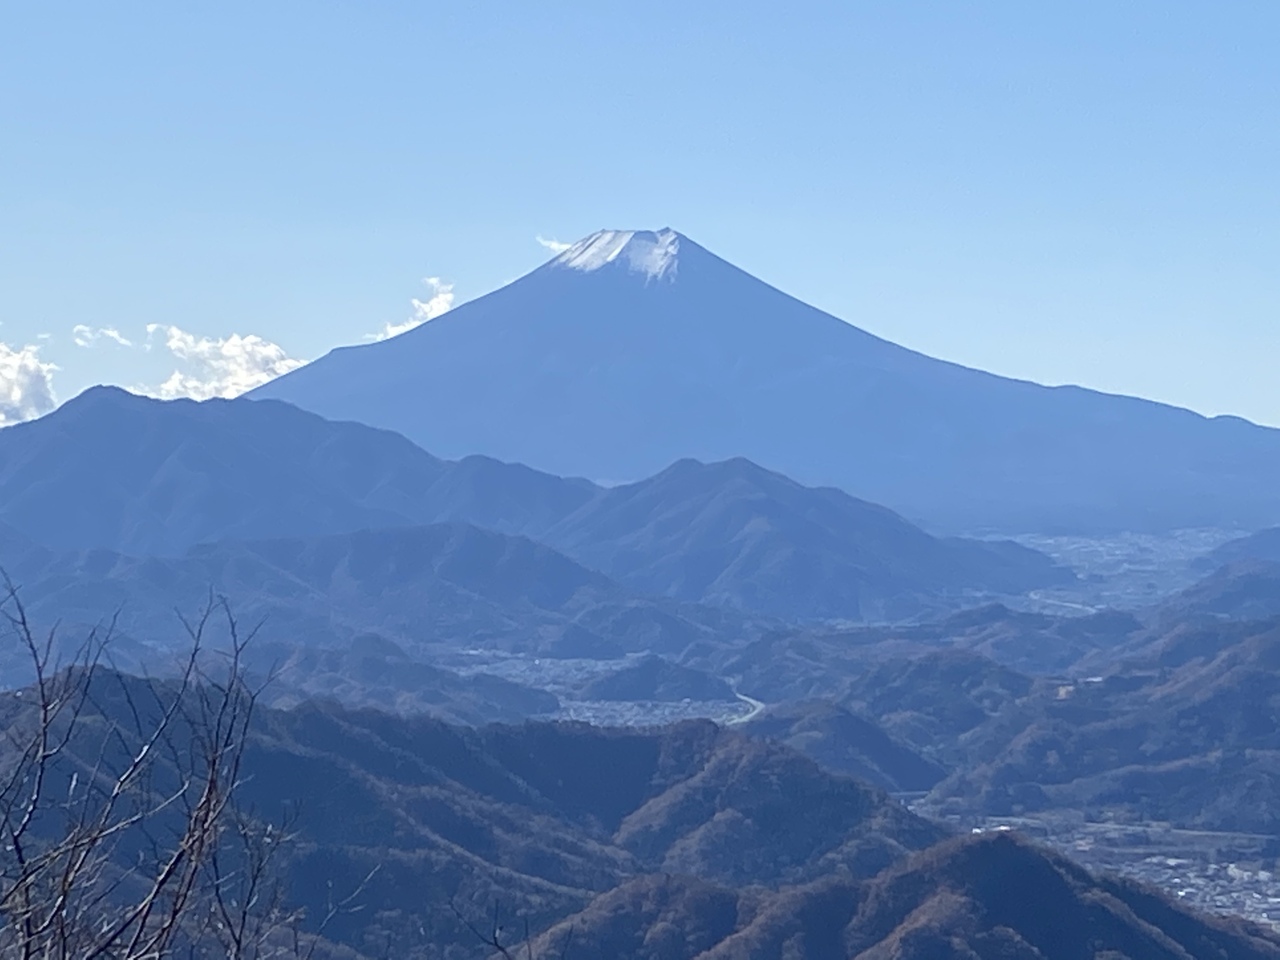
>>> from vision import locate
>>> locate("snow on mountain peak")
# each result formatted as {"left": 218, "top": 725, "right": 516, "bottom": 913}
{"left": 552, "top": 229, "right": 681, "bottom": 281}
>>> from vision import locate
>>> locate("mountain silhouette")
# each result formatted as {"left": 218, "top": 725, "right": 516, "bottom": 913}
{"left": 252, "top": 228, "right": 1280, "bottom": 534}
{"left": 539, "top": 456, "right": 1071, "bottom": 620}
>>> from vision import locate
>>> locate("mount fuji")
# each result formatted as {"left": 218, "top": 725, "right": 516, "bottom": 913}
{"left": 252, "top": 229, "right": 1280, "bottom": 534}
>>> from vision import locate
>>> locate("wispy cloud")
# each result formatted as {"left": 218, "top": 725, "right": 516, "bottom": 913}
{"left": 144, "top": 325, "right": 305, "bottom": 400}
{"left": 0, "top": 341, "right": 58, "bottom": 426}
{"left": 72, "top": 324, "right": 133, "bottom": 348}
{"left": 369, "top": 277, "right": 455, "bottom": 341}
{"left": 536, "top": 235, "right": 572, "bottom": 254}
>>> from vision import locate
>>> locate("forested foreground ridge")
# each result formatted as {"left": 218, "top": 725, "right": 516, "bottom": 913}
{"left": 3, "top": 583, "right": 1279, "bottom": 959}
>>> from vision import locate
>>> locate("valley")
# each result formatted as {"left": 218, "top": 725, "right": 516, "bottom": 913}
{"left": 1009, "top": 527, "right": 1246, "bottom": 613}
{"left": 11, "top": 6, "right": 1279, "bottom": 955}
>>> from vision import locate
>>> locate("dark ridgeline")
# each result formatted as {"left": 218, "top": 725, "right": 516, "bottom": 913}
{"left": 688, "top": 573, "right": 1280, "bottom": 840}
{"left": 523, "top": 833, "right": 1280, "bottom": 960}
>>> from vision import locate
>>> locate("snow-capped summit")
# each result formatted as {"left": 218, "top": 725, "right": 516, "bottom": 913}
{"left": 251, "top": 228, "right": 1280, "bottom": 535}
{"left": 551, "top": 229, "right": 681, "bottom": 281}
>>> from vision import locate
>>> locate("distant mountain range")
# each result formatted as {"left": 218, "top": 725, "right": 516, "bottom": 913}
{"left": 705, "top": 578, "right": 1280, "bottom": 838}
{"left": 252, "top": 228, "right": 1280, "bottom": 535}
{"left": 0, "top": 387, "right": 1067, "bottom": 624}
{"left": 0, "top": 521, "right": 752, "bottom": 720}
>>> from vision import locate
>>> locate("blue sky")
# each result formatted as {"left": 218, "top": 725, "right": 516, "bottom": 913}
{"left": 2, "top": 1, "right": 1277, "bottom": 424}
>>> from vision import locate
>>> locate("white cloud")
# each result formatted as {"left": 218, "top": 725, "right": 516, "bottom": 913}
{"left": 369, "top": 277, "right": 455, "bottom": 341}
{"left": 144, "top": 325, "right": 305, "bottom": 400}
{"left": 536, "top": 235, "right": 572, "bottom": 254}
{"left": 0, "top": 342, "right": 58, "bottom": 426}
{"left": 72, "top": 324, "right": 133, "bottom": 348}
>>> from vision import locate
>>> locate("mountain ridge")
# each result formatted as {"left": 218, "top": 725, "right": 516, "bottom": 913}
{"left": 0, "top": 388, "right": 1066, "bottom": 622}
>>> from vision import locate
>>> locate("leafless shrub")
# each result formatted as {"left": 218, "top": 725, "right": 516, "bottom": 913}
{"left": 0, "top": 579, "right": 346, "bottom": 959}
{"left": 449, "top": 898, "right": 573, "bottom": 960}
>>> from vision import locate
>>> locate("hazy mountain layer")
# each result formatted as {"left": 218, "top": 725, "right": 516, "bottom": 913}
{"left": 538, "top": 457, "right": 1072, "bottom": 621}
{"left": 0, "top": 522, "right": 756, "bottom": 718}
{"left": 0, "top": 385, "right": 595, "bottom": 557}
{"left": 0, "top": 388, "right": 1067, "bottom": 622}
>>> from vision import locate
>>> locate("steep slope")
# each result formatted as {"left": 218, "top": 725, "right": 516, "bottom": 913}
{"left": 742, "top": 701, "right": 946, "bottom": 793}
{"left": 840, "top": 650, "right": 1035, "bottom": 763}
{"left": 0, "top": 672, "right": 947, "bottom": 959}
{"left": 261, "top": 715, "right": 941, "bottom": 957}
{"left": 253, "top": 228, "right": 1280, "bottom": 534}
{"left": 1205, "top": 526, "right": 1280, "bottom": 567}
{"left": 524, "top": 874, "right": 749, "bottom": 960}
{"left": 927, "top": 616, "right": 1280, "bottom": 832}
{"left": 539, "top": 457, "right": 1071, "bottom": 620}
{"left": 1158, "top": 560, "right": 1280, "bottom": 622}
{"left": 526, "top": 834, "right": 1280, "bottom": 960}
{"left": 840, "top": 832, "right": 1280, "bottom": 960}
{"left": 10, "top": 667, "right": 1278, "bottom": 960}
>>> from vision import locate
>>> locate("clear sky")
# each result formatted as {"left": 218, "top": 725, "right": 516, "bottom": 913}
{"left": 2, "top": 2, "right": 1277, "bottom": 425}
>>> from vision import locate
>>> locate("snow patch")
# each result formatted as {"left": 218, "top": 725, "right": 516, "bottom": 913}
{"left": 553, "top": 229, "right": 680, "bottom": 282}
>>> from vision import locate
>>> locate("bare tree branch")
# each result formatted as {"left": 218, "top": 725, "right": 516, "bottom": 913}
{"left": 0, "top": 581, "right": 342, "bottom": 960}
